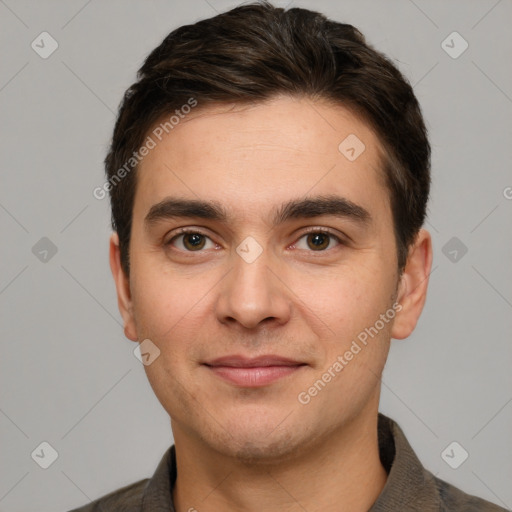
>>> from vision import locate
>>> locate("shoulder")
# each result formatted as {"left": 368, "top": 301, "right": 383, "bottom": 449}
{"left": 375, "top": 414, "right": 507, "bottom": 511}
{"left": 67, "top": 478, "right": 149, "bottom": 512}
{"left": 433, "top": 474, "right": 508, "bottom": 511}
{"left": 67, "top": 445, "right": 176, "bottom": 512}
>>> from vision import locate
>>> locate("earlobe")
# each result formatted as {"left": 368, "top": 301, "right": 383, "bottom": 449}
{"left": 109, "top": 232, "right": 138, "bottom": 342}
{"left": 391, "top": 229, "right": 433, "bottom": 340}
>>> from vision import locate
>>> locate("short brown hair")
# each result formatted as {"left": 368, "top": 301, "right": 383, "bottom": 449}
{"left": 105, "top": 0, "right": 430, "bottom": 276}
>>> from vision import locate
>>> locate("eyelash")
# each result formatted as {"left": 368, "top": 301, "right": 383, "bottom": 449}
{"left": 165, "top": 227, "right": 345, "bottom": 253}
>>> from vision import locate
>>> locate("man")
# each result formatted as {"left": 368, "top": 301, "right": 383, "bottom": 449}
{"left": 72, "top": 1, "right": 506, "bottom": 511}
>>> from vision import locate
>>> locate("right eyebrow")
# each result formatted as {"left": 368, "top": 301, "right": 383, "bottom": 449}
{"left": 144, "top": 198, "right": 228, "bottom": 229}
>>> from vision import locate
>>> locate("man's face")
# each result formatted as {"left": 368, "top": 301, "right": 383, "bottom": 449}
{"left": 112, "top": 95, "right": 421, "bottom": 463}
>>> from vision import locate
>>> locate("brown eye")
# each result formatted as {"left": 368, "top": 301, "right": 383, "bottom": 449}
{"left": 183, "top": 233, "right": 206, "bottom": 251}
{"left": 307, "top": 233, "right": 330, "bottom": 250}
{"left": 167, "top": 231, "right": 215, "bottom": 252}
{"left": 295, "top": 231, "right": 342, "bottom": 252}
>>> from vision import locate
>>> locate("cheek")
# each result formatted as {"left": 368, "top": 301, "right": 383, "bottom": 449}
{"left": 308, "top": 270, "right": 395, "bottom": 388}
{"left": 130, "top": 270, "right": 216, "bottom": 388}
{"left": 130, "top": 260, "right": 210, "bottom": 338}
{"left": 300, "top": 264, "right": 392, "bottom": 334}
{"left": 142, "top": 360, "right": 196, "bottom": 423}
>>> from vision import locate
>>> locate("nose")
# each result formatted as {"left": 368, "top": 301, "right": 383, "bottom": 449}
{"left": 215, "top": 247, "right": 292, "bottom": 331}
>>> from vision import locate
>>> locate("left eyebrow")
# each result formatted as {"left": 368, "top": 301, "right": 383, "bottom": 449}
{"left": 143, "top": 195, "right": 372, "bottom": 230}
{"left": 272, "top": 195, "right": 372, "bottom": 227}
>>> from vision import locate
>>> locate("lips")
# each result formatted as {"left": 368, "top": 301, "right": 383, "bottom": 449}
{"left": 203, "top": 355, "right": 307, "bottom": 387}
{"left": 205, "top": 355, "right": 304, "bottom": 368}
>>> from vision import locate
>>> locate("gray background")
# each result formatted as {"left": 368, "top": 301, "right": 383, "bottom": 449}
{"left": 1, "top": 0, "right": 511, "bottom": 510}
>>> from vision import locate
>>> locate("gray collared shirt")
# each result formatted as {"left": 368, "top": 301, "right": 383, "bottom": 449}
{"left": 69, "top": 413, "right": 508, "bottom": 511}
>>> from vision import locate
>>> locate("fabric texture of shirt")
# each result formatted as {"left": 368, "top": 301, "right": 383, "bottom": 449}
{"left": 69, "top": 413, "right": 508, "bottom": 511}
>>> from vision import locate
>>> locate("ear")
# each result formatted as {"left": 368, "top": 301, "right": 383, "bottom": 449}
{"left": 109, "top": 232, "right": 138, "bottom": 342}
{"left": 391, "top": 228, "right": 433, "bottom": 340}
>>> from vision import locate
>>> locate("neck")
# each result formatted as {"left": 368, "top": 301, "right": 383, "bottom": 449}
{"left": 171, "top": 408, "right": 387, "bottom": 512}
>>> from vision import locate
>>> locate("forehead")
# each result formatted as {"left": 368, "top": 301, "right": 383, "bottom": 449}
{"left": 134, "top": 95, "right": 390, "bottom": 226}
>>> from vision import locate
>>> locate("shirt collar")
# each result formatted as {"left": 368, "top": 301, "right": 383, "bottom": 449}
{"left": 141, "top": 413, "right": 440, "bottom": 511}
{"left": 369, "top": 413, "right": 441, "bottom": 511}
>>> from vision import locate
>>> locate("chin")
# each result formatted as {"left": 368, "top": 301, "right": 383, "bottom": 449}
{"left": 229, "top": 433, "right": 299, "bottom": 466}
{"left": 205, "top": 418, "right": 309, "bottom": 466}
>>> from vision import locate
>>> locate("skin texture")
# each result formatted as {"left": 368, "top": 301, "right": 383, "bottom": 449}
{"left": 110, "top": 95, "right": 433, "bottom": 512}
